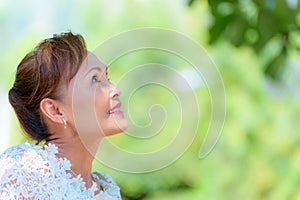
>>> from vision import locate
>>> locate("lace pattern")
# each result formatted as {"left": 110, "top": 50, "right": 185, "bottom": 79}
{"left": 0, "top": 143, "right": 121, "bottom": 200}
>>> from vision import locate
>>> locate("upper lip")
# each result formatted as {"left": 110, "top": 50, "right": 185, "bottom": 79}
{"left": 108, "top": 102, "right": 121, "bottom": 113}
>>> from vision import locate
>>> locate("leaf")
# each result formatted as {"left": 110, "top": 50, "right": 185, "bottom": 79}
{"left": 187, "top": 0, "right": 196, "bottom": 7}
{"left": 228, "top": 17, "right": 248, "bottom": 47}
{"left": 209, "top": 14, "right": 235, "bottom": 44}
{"left": 253, "top": 9, "right": 279, "bottom": 52}
{"left": 264, "top": 46, "right": 287, "bottom": 80}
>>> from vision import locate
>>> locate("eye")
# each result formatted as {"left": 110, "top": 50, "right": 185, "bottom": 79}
{"left": 106, "top": 71, "right": 110, "bottom": 81}
{"left": 92, "top": 75, "right": 100, "bottom": 84}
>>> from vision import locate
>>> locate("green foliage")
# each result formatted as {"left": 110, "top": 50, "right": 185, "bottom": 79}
{"left": 189, "top": 0, "right": 300, "bottom": 80}
{"left": 96, "top": 39, "right": 300, "bottom": 200}
{"left": 2, "top": 1, "right": 300, "bottom": 199}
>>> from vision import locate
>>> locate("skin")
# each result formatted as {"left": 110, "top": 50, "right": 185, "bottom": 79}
{"left": 40, "top": 52, "right": 128, "bottom": 189}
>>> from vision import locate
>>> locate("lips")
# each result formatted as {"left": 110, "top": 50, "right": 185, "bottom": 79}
{"left": 108, "top": 102, "right": 122, "bottom": 114}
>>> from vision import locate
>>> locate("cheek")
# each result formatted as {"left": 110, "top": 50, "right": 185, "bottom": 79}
{"left": 94, "top": 89, "right": 113, "bottom": 134}
{"left": 94, "top": 89, "right": 110, "bottom": 117}
{"left": 72, "top": 86, "right": 102, "bottom": 136}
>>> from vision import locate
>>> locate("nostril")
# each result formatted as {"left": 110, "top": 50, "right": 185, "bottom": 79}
{"left": 111, "top": 87, "right": 121, "bottom": 98}
{"left": 112, "top": 93, "right": 119, "bottom": 98}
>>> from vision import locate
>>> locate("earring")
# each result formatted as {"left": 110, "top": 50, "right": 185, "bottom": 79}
{"left": 62, "top": 118, "right": 67, "bottom": 129}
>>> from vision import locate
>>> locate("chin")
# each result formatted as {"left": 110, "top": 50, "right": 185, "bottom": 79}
{"left": 105, "top": 119, "right": 128, "bottom": 136}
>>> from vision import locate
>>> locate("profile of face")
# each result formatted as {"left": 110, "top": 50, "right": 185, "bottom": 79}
{"left": 60, "top": 52, "right": 128, "bottom": 144}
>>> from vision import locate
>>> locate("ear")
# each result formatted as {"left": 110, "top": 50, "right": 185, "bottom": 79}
{"left": 40, "top": 98, "right": 64, "bottom": 124}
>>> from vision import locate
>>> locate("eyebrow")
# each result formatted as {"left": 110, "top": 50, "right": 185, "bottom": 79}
{"left": 84, "top": 66, "right": 106, "bottom": 77}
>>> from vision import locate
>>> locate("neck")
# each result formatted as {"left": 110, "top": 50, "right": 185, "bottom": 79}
{"left": 45, "top": 133, "right": 101, "bottom": 188}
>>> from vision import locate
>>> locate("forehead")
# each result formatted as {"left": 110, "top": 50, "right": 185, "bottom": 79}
{"left": 80, "top": 52, "right": 106, "bottom": 72}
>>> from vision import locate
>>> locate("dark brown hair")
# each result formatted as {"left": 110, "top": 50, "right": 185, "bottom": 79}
{"left": 8, "top": 32, "right": 87, "bottom": 143}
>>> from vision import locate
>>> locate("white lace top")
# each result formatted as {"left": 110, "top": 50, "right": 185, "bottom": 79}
{"left": 0, "top": 143, "right": 121, "bottom": 200}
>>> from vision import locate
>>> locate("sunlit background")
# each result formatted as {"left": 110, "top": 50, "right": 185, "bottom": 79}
{"left": 1, "top": 0, "right": 300, "bottom": 199}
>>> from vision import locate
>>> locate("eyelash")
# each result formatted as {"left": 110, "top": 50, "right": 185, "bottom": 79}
{"left": 106, "top": 72, "right": 110, "bottom": 81}
{"left": 92, "top": 75, "right": 110, "bottom": 84}
{"left": 92, "top": 75, "right": 100, "bottom": 84}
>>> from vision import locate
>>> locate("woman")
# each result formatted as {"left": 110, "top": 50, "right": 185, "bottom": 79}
{"left": 0, "top": 32, "right": 128, "bottom": 199}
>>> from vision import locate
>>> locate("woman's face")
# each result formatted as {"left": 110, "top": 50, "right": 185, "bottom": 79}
{"left": 61, "top": 52, "right": 128, "bottom": 142}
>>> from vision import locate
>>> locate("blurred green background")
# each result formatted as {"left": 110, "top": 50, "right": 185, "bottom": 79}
{"left": 1, "top": 0, "right": 300, "bottom": 199}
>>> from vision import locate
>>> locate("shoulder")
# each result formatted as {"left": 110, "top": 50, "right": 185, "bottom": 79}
{"left": 0, "top": 142, "right": 58, "bottom": 160}
{"left": 0, "top": 142, "right": 60, "bottom": 176}
{"left": 92, "top": 171, "right": 121, "bottom": 199}
{"left": 0, "top": 143, "right": 72, "bottom": 199}
{"left": 0, "top": 142, "right": 57, "bottom": 170}
{"left": 0, "top": 142, "right": 42, "bottom": 157}
{"left": 0, "top": 142, "right": 52, "bottom": 178}
{"left": 0, "top": 143, "right": 43, "bottom": 173}
{"left": 0, "top": 143, "right": 51, "bottom": 198}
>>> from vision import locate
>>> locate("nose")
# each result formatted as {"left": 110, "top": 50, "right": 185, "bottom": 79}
{"left": 110, "top": 84, "right": 121, "bottom": 99}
